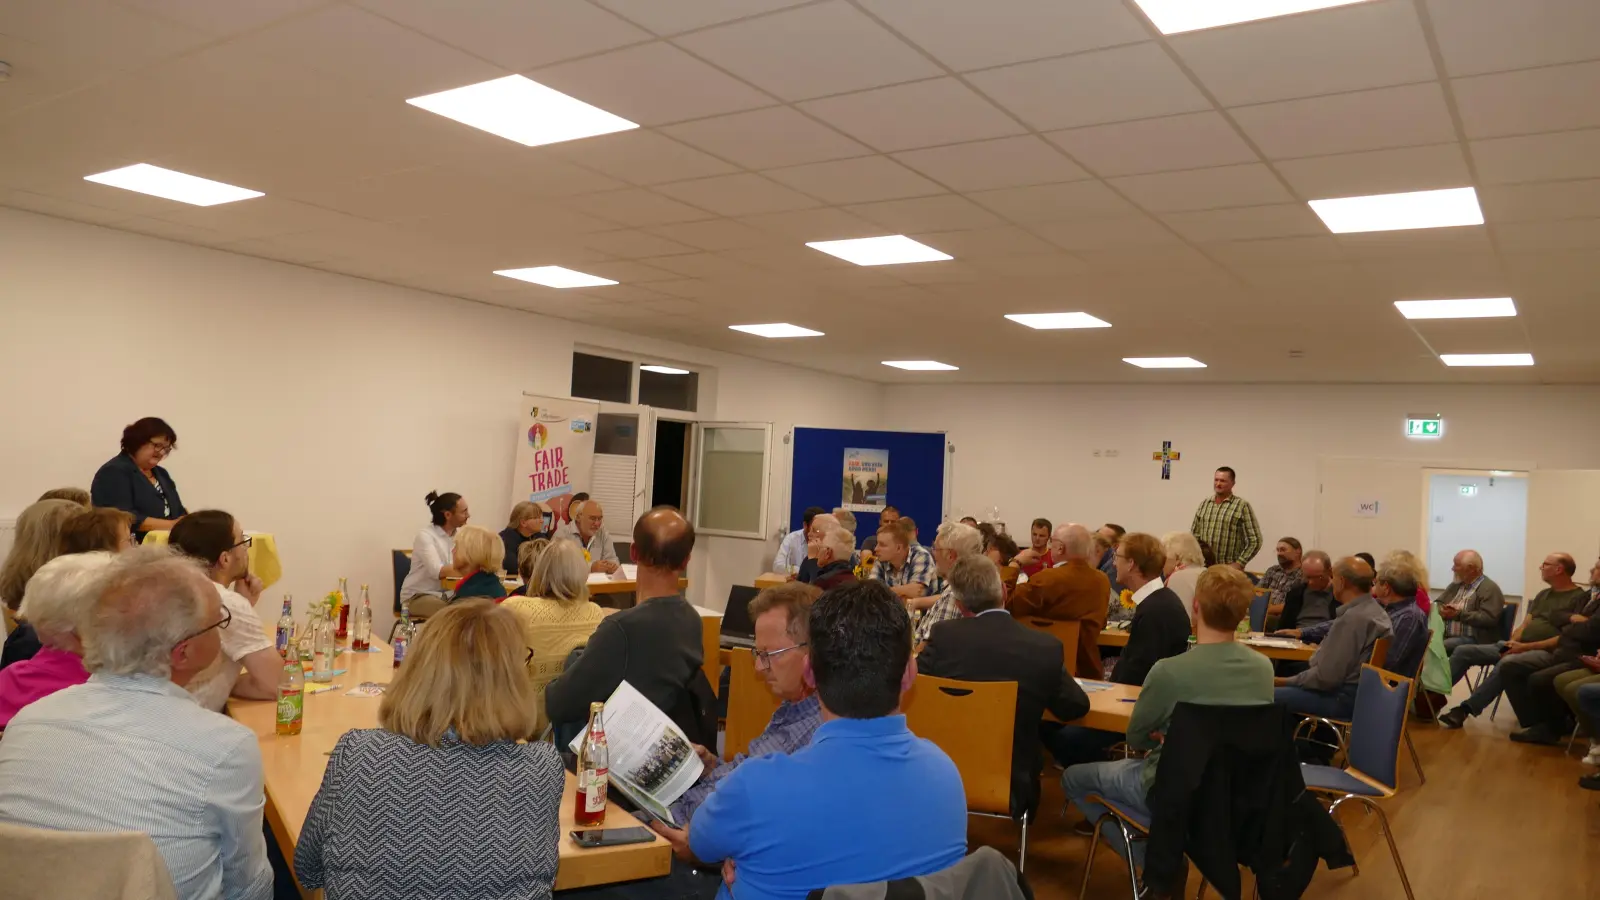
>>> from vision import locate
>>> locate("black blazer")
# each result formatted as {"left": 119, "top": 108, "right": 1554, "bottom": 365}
{"left": 90, "top": 454, "right": 186, "bottom": 531}
{"left": 917, "top": 611, "right": 1090, "bottom": 818}
{"left": 1114, "top": 587, "right": 1191, "bottom": 687}
{"left": 544, "top": 593, "right": 711, "bottom": 745}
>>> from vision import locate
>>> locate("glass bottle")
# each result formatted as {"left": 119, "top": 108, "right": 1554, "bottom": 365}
{"left": 393, "top": 597, "right": 412, "bottom": 669}
{"left": 351, "top": 585, "right": 372, "bottom": 652}
{"left": 274, "top": 597, "right": 294, "bottom": 660}
{"left": 335, "top": 577, "right": 351, "bottom": 639}
{"left": 312, "top": 608, "right": 335, "bottom": 683}
{"left": 574, "top": 701, "right": 609, "bottom": 827}
{"left": 276, "top": 642, "right": 304, "bottom": 736}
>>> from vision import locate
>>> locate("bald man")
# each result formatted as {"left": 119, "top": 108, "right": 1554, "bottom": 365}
{"left": 1436, "top": 549, "right": 1508, "bottom": 659}
{"left": 1274, "top": 557, "right": 1392, "bottom": 722}
{"left": 556, "top": 498, "right": 619, "bottom": 573}
{"left": 1010, "top": 524, "right": 1111, "bottom": 679}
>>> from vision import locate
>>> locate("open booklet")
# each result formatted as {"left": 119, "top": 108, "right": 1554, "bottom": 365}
{"left": 568, "top": 680, "right": 704, "bottom": 827}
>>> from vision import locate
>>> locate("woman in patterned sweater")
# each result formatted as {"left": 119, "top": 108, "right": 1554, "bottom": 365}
{"left": 295, "top": 600, "right": 562, "bottom": 900}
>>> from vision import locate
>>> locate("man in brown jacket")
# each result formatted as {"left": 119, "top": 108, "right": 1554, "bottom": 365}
{"left": 1010, "top": 523, "right": 1111, "bottom": 678}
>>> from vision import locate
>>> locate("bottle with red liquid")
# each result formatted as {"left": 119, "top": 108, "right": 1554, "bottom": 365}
{"left": 573, "top": 701, "right": 609, "bottom": 827}
{"left": 350, "top": 585, "right": 372, "bottom": 652}
{"left": 336, "top": 577, "right": 351, "bottom": 640}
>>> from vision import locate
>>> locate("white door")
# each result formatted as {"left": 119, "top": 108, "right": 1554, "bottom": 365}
{"left": 1425, "top": 472, "right": 1528, "bottom": 597}
{"left": 1524, "top": 470, "right": 1600, "bottom": 603}
{"left": 1314, "top": 457, "right": 1426, "bottom": 571}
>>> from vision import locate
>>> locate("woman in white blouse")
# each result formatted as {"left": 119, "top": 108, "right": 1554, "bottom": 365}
{"left": 398, "top": 491, "right": 470, "bottom": 619}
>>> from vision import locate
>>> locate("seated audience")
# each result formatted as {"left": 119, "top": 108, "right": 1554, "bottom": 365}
{"left": 1440, "top": 552, "right": 1587, "bottom": 729}
{"left": 1372, "top": 559, "right": 1429, "bottom": 679}
{"left": 1063, "top": 566, "right": 1273, "bottom": 866}
{"left": 918, "top": 556, "right": 1089, "bottom": 818}
{"left": 37, "top": 487, "right": 90, "bottom": 506}
{"left": 1160, "top": 531, "right": 1206, "bottom": 619}
{"left": 1438, "top": 549, "right": 1508, "bottom": 669}
{"left": 1355, "top": 551, "right": 1376, "bottom": 571}
{"left": 170, "top": 510, "right": 280, "bottom": 711}
{"left": 0, "top": 553, "right": 113, "bottom": 726}
{"left": 1, "top": 499, "right": 82, "bottom": 669}
{"left": 873, "top": 521, "right": 937, "bottom": 602}
{"left": 1558, "top": 655, "right": 1600, "bottom": 765}
{"left": 912, "top": 521, "right": 983, "bottom": 644}
{"left": 500, "top": 500, "right": 549, "bottom": 577}
{"left": 774, "top": 506, "right": 826, "bottom": 573}
{"left": 557, "top": 500, "right": 620, "bottom": 574}
{"left": 900, "top": 516, "right": 921, "bottom": 547}
{"left": 508, "top": 537, "right": 552, "bottom": 597}
{"left": 1098, "top": 523, "right": 1126, "bottom": 594}
{"left": 983, "top": 530, "right": 1020, "bottom": 568}
{"left": 1501, "top": 558, "right": 1600, "bottom": 745}
{"left": 449, "top": 524, "right": 508, "bottom": 602}
{"left": 1274, "top": 557, "right": 1390, "bottom": 720}
{"left": 1012, "top": 518, "right": 1055, "bottom": 577}
{"left": 688, "top": 580, "right": 967, "bottom": 899}
{"left": 1010, "top": 523, "right": 1111, "bottom": 678}
{"left": 58, "top": 506, "right": 134, "bottom": 554}
{"left": 399, "top": 491, "right": 469, "bottom": 618}
{"left": 0, "top": 547, "right": 273, "bottom": 900}
{"left": 866, "top": 505, "right": 903, "bottom": 552}
{"left": 296, "top": 600, "right": 561, "bottom": 900}
{"left": 501, "top": 539, "right": 605, "bottom": 735}
{"left": 959, "top": 516, "right": 979, "bottom": 527}
{"left": 1276, "top": 551, "right": 1336, "bottom": 631}
{"left": 1258, "top": 537, "right": 1305, "bottom": 622}
{"left": 809, "top": 522, "right": 858, "bottom": 592}
{"left": 794, "top": 513, "right": 838, "bottom": 585}
{"left": 546, "top": 507, "right": 712, "bottom": 746}
{"left": 1579, "top": 680, "right": 1600, "bottom": 787}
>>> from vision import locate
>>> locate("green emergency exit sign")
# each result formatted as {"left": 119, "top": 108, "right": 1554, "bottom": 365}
{"left": 1406, "top": 417, "right": 1443, "bottom": 437}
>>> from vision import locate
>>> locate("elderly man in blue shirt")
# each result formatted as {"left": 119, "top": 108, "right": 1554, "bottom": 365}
{"left": 689, "top": 580, "right": 967, "bottom": 900}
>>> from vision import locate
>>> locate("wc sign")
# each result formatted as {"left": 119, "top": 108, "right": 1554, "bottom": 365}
{"left": 1354, "top": 500, "right": 1381, "bottom": 518}
{"left": 1405, "top": 417, "right": 1443, "bottom": 438}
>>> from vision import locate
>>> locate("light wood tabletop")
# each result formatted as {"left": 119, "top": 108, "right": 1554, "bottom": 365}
{"left": 1047, "top": 681, "right": 1141, "bottom": 731}
{"left": 227, "top": 640, "right": 671, "bottom": 896}
{"left": 754, "top": 571, "right": 788, "bottom": 591}
{"left": 1097, "top": 628, "right": 1315, "bottom": 661}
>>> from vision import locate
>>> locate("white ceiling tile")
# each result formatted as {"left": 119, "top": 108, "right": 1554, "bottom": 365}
{"left": 565, "top": 188, "right": 716, "bottom": 226}
{"left": 1169, "top": 0, "right": 1437, "bottom": 107}
{"left": 1426, "top": 0, "right": 1600, "bottom": 77}
{"left": 1, "top": 189, "right": 136, "bottom": 225}
{"left": 797, "top": 78, "right": 1025, "bottom": 152}
{"left": 1274, "top": 144, "right": 1472, "bottom": 200}
{"left": 1494, "top": 219, "right": 1600, "bottom": 252}
{"left": 1030, "top": 214, "right": 1179, "bottom": 250}
{"left": 645, "top": 218, "right": 770, "bottom": 251}
{"left": 580, "top": 229, "right": 702, "bottom": 259}
{"left": 655, "top": 173, "right": 823, "bottom": 216}
{"left": 1471, "top": 129, "right": 1600, "bottom": 185}
{"left": 592, "top": 0, "right": 811, "bottom": 36}
{"left": 844, "top": 195, "right": 1005, "bottom": 233}
{"left": 1044, "top": 112, "right": 1257, "bottom": 177}
{"left": 1479, "top": 180, "right": 1600, "bottom": 224}
{"left": 643, "top": 252, "right": 773, "bottom": 280}
{"left": 964, "top": 252, "right": 1090, "bottom": 279}
{"left": 969, "top": 180, "right": 1142, "bottom": 224}
{"left": 968, "top": 43, "right": 1210, "bottom": 131}
{"left": 544, "top": 131, "right": 737, "bottom": 185}
{"left": 1161, "top": 204, "right": 1327, "bottom": 242}
{"left": 660, "top": 107, "right": 871, "bottom": 170}
{"left": 856, "top": 0, "right": 1149, "bottom": 72}
{"left": 672, "top": 2, "right": 941, "bottom": 102}
{"left": 892, "top": 136, "right": 1089, "bottom": 192}
{"left": 355, "top": 0, "right": 650, "bottom": 70}
{"left": 1335, "top": 227, "right": 1493, "bottom": 259}
{"left": 0, "top": 0, "right": 210, "bottom": 74}
{"left": 915, "top": 226, "right": 1061, "bottom": 258}
{"left": 152, "top": 197, "right": 376, "bottom": 242}
{"left": 532, "top": 42, "right": 774, "bottom": 126}
{"left": 738, "top": 207, "right": 883, "bottom": 241}
{"left": 765, "top": 157, "right": 945, "bottom": 204}
{"left": 1201, "top": 235, "right": 1346, "bottom": 266}
{"left": 1230, "top": 83, "right": 1457, "bottom": 160}
{"left": 115, "top": 0, "right": 325, "bottom": 36}
{"left": 1452, "top": 60, "right": 1600, "bottom": 140}
{"left": 1109, "top": 163, "right": 1292, "bottom": 213}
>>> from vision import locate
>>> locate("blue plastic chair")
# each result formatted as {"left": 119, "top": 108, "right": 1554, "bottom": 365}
{"left": 1248, "top": 592, "right": 1270, "bottom": 633}
{"left": 1300, "top": 665, "right": 1417, "bottom": 900}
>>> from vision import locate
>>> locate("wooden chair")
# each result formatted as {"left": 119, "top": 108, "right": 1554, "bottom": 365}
{"left": 722, "top": 647, "right": 782, "bottom": 761}
{"left": 1018, "top": 617, "right": 1082, "bottom": 677}
{"left": 904, "top": 674, "right": 1030, "bottom": 871}
{"left": 701, "top": 615, "right": 723, "bottom": 700}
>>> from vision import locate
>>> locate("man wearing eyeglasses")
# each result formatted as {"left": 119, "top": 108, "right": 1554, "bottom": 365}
{"left": 170, "top": 510, "right": 280, "bottom": 712}
{"left": 0, "top": 547, "right": 274, "bottom": 900}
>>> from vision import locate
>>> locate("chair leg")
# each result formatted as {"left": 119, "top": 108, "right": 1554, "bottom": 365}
{"left": 1404, "top": 730, "right": 1426, "bottom": 785}
{"left": 1113, "top": 819, "right": 1142, "bottom": 900}
{"left": 1193, "top": 876, "right": 1208, "bottom": 899}
{"left": 1490, "top": 693, "right": 1502, "bottom": 721}
{"left": 1361, "top": 798, "right": 1417, "bottom": 900}
{"left": 1566, "top": 722, "right": 1581, "bottom": 755}
{"left": 1017, "top": 810, "right": 1029, "bottom": 875}
{"left": 1327, "top": 795, "right": 1361, "bottom": 878}
{"left": 1078, "top": 814, "right": 1105, "bottom": 900}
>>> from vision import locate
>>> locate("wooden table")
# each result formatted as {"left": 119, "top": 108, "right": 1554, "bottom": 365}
{"left": 1048, "top": 681, "right": 1142, "bottom": 731}
{"left": 227, "top": 640, "right": 670, "bottom": 895}
{"left": 1097, "top": 629, "right": 1315, "bottom": 662}
{"left": 755, "top": 571, "right": 788, "bottom": 591}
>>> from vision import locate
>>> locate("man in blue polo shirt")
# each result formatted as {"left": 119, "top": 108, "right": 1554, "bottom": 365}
{"left": 689, "top": 580, "right": 967, "bottom": 900}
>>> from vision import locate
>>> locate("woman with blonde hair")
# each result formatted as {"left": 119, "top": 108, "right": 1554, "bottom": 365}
{"left": 509, "top": 537, "right": 552, "bottom": 598}
{"left": 295, "top": 600, "right": 561, "bottom": 899}
{"left": 502, "top": 538, "right": 606, "bottom": 734}
{"left": 500, "top": 500, "right": 549, "bottom": 582}
{"left": 448, "top": 524, "right": 507, "bottom": 602}
{"left": 1384, "top": 549, "right": 1432, "bottom": 614}
{"left": 2, "top": 499, "right": 81, "bottom": 664}
{"left": 1161, "top": 531, "right": 1207, "bottom": 620}
{"left": 0, "top": 552, "right": 116, "bottom": 725}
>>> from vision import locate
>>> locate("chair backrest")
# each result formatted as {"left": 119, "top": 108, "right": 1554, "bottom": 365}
{"left": 1369, "top": 636, "right": 1391, "bottom": 667}
{"left": 0, "top": 822, "right": 178, "bottom": 900}
{"left": 805, "top": 846, "right": 1025, "bottom": 900}
{"left": 903, "top": 674, "right": 1017, "bottom": 815}
{"left": 391, "top": 549, "right": 411, "bottom": 614}
{"left": 724, "top": 647, "right": 782, "bottom": 761}
{"left": 701, "top": 614, "right": 722, "bottom": 700}
{"left": 1346, "top": 664, "right": 1413, "bottom": 792}
{"left": 1499, "top": 601, "right": 1518, "bottom": 640}
{"left": 1248, "top": 592, "right": 1270, "bottom": 632}
{"left": 1018, "top": 617, "right": 1082, "bottom": 676}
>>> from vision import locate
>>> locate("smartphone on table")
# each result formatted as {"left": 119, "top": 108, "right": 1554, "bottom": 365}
{"left": 570, "top": 827, "right": 655, "bottom": 848}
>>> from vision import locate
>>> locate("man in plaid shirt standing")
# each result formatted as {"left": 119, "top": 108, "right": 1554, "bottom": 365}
{"left": 1190, "top": 466, "right": 1263, "bottom": 571}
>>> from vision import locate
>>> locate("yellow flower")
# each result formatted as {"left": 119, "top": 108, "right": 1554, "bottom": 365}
{"left": 1119, "top": 589, "right": 1135, "bottom": 610}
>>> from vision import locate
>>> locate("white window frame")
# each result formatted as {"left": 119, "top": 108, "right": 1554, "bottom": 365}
{"left": 690, "top": 421, "right": 772, "bottom": 540}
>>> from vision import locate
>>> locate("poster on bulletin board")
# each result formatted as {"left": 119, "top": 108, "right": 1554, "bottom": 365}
{"left": 842, "top": 447, "right": 889, "bottom": 512}
{"left": 512, "top": 393, "right": 598, "bottom": 527}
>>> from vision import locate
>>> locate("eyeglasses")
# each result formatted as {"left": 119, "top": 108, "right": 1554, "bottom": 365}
{"left": 754, "top": 642, "right": 807, "bottom": 670}
{"left": 148, "top": 442, "right": 173, "bottom": 457}
{"left": 231, "top": 535, "right": 253, "bottom": 550}
{"left": 174, "top": 606, "right": 231, "bottom": 647}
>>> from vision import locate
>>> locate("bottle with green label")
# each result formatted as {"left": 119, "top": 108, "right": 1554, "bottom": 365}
{"left": 276, "top": 641, "right": 305, "bottom": 736}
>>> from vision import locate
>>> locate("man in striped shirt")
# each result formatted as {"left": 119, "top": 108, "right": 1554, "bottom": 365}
{"left": 1190, "top": 467, "right": 1262, "bottom": 571}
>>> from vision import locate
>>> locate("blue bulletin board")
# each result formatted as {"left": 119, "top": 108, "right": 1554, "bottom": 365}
{"left": 788, "top": 427, "right": 949, "bottom": 538}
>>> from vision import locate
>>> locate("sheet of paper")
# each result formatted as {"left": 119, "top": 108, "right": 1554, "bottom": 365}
{"left": 586, "top": 573, "right": 613, "bottom": 585}
{"left": 568, "top": 681, "right": 705, "bottom": 807}
{"left": 1074, "top": 679, "right": 1117, "bottom": 693}
{"left": 618, "top": 563, "right": 638, "bottom": 580}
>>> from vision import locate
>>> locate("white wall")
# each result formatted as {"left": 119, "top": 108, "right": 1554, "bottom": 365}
{"left": 0, "top": 208, "right": 882, "bottom": 626}
{"left": 883, "top": 383, "right": 1600, "bottom": 569}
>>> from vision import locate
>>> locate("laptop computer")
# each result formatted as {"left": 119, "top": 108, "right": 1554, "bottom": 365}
{"left": 719, "top": 585, "right": 760, "bottom": 649}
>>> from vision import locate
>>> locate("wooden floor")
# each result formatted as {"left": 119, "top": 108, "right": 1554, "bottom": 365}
{"left": 968, "top": 682, "right": 1600, "bottom": 900}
